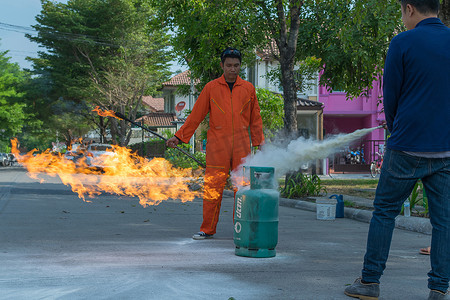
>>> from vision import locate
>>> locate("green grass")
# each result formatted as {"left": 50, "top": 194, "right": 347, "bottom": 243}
{"left": 321, "top": 179, "right": 378, "bottom": 199}
{"left": 344, "top": 200, "right": 356, "bottom": 207}
{"left": 278, "top": 178, "right": 379, "bottom": 200}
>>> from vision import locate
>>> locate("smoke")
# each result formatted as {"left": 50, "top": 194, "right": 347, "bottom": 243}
{"left": 232, "top": 126, "right": 381, "bottom": 187}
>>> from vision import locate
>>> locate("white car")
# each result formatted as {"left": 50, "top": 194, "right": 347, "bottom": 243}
{"left": 63, "top": 143, "right": 83, "bottom": 161}
{"left": 85, "top": 143, "right": 117, "bottom": 170}
{"left": 0, "top": 153, "right": 10, "bottom": 166}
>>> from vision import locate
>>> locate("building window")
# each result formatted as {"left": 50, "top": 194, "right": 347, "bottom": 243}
{"left": 167, "top": 94, "right": 175, "bottom": 113}
{"left": 330, "top": 84, "right": 345, "bottom": 93}
{"left": 247, "top": 66, "right": 256, "bottom": 85}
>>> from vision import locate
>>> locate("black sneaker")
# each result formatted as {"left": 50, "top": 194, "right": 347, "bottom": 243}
{"left": 429, "top": 290, "right": 449, "bottom": 300}
{"left": 344, "top": 278, "right": 380, "bottom": 300}
{"left": 192, "top": 231, "right": 213, "bottom": 240}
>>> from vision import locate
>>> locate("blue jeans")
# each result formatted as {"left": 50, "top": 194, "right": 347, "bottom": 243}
{"left": 362, "top": 148, "right": 450, "bottom": 292}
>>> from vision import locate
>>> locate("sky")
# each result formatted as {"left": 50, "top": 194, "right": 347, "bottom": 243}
{"left": 0, "top": 0, "right": 65, "bottom": 69}
{"left": 0, "top": 0, "right": 183, "bottom": 72}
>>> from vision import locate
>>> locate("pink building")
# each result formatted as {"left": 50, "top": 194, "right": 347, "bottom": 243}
{"left": 319, "top": 79, "right": 386, "bottom": 172}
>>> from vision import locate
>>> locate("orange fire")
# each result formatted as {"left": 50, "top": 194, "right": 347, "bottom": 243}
{"left": 11, "top": 139, "right": 207, "bottom": 207}
{"left": 231, "top": 176, "right": 250, "bottom": 188}
{"left": 92, "top": 106, "right": 121, "bottom": 119}
{"left": 231, "top": 168, "right": 251, "bottom": 189}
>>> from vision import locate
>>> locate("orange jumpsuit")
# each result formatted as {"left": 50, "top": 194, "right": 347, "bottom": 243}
{"left": 175, "top": 75, "right": 264, "bottom": 235}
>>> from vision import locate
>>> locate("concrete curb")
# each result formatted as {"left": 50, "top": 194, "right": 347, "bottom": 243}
{"left": 280, "top": 198, "right": 432, "bottom": 235}
{"left": 226, "top": 191, "right": 432, "bottom": 235}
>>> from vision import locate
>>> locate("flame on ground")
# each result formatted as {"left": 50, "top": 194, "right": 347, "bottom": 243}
{"left": 11, "top": 139, "right": 206, "bottom": 207}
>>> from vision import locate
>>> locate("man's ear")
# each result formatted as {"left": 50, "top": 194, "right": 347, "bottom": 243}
{"left": 406, "top": 3, "right": 414, "bottom": 17}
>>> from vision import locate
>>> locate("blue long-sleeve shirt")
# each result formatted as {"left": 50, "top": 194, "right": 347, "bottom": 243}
{"left": 383, "top": 18, "right": 450, "bottom": 152}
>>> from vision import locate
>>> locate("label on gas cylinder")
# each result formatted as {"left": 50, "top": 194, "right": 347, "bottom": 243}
{"left": 234, "top": 221, "right": 241, "bottom": 233}
{"left": 236, "top": 196, "right": 242, "bottom": 218}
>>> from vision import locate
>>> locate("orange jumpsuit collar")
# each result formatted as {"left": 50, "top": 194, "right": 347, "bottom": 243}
{"left": 218, "top": 74, "right": 244, "bottom": 87}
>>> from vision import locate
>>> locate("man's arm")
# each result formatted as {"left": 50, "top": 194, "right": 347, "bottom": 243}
{"left": 383, "top": 38, "right": 403, "bottom": 133}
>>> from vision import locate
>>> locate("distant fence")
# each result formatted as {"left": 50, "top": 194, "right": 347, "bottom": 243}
{"left": 331, "top": 139, "right": 385, "bottom": 173}
{"left": 129, "top": 140, "right": 167, "bottom": 158}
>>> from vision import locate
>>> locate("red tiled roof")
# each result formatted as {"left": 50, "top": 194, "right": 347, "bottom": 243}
{"left": 136, "top": 113, "right": 177, "bottom": 127}
{"left": 163, "top": 70, "right": 199, "bottom": 86}
{"left": 142, "top": 96, "right": 164, "bottom": 112}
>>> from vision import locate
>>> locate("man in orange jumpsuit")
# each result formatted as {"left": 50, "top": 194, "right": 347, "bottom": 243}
{"left": 166, "top": 47, "right": 264, "bottom": 239}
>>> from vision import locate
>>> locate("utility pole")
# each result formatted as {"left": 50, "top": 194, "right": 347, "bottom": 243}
{"left": 189, "top": 74, "right": 195, "bottom": 153}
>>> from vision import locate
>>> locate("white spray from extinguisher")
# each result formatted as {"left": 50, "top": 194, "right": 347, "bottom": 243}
{"left": 232, "top": 125, "right": 383, "bottom": 188}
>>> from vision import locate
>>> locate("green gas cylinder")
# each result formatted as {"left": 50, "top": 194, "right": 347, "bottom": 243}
{"left": 234, "top": 166, "right": 279, "bottom": 258}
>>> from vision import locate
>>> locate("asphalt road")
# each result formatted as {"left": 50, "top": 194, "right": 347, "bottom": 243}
{"left": 0, "top": 168, "right": 433, "bottom": 300}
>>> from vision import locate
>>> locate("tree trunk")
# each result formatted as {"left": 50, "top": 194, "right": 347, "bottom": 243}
{"left": 64, "top": 129, "right": 73, "bottom": 148}
{"left": 440, "top": 0, "right": 450, "bottom": 27}
{"left": 280, "top": 58, "right": 298, "bottom": 133}
{"left": 120, "top": 118, "right": 130, "bottom": 146}
{"left": 109, "top": 117, "right": 119, "bottom": 145}
{"left": 274, "top": 0, "right": 302, "bottom": 134}
{"left": 99, "top": 116, "right": 106, "bottom": 143}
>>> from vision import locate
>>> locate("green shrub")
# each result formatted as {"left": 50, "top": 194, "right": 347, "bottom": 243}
{"left": 401, "top": 180, "right": 429, "bottom": 216}
{"left": 129, "top": 139, "right": 166, "bottom": 157}
{"left": 280, "top": 172, "right": 327, "bottom": 198}
{"left": 164, "top": 143, "right": 206, "bottom": 170}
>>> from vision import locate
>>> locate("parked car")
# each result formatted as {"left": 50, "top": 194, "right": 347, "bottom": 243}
{"left": 85, "top": 143, "right": 117, "bottom": 170}
{"left": 63, "top": 144, "right": 84, "bottom": 162}
{"left": 0, "top": 153, "right": 10, "bottom": 166}
{"left": 7, "top": 153, "right": 17, "bottom": 166}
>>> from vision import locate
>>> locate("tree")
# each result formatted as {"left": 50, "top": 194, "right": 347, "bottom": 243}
{"left": 155, "top": 0, "right": 306, "bottom": 132}
{"left": 440, "top": 0, "right": 450, "bottom": 27}
{"left": 0, "top": 50, "right": 28, "bottom": 151}
{"left": 15, "top": 71, "right": 54, "bottom": 151}
{"left": 255, "top": 88, "right": 284, "bottom": 140}
{"left": 155, "top": 0, "right": 401, "bottom": 134}
{"left": 154, "top": 0, "right": 306, "bottom": 132}
{"left": 253, "top": 0, "right": 304, "bottom": 133}
{"left": 153, "top": 0, "right": 265, "bottom": 88}
{"left": 28, "top": 0, "right": 172, "bottom": 146}
{"left": 298, "top": 0, "right": 402, "bottom": 98}
{"left": 251, "top": 0, "right": 402, "bottom": 131}
{"left": 50, "top": 99, "right": 93, "bottom": 146}
{"left": 85, "top": 41, "right": 171, "bottom": 145}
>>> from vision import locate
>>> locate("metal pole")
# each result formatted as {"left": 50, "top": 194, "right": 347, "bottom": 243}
{"left": 189, "top": 76, "right": 195, "bottom": 153}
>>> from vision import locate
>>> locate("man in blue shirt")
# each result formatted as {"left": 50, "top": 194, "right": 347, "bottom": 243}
{"left": 345, "top": 1, "right": 450, "bottom": 299}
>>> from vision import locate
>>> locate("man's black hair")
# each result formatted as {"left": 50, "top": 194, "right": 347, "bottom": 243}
{"left": 399, "top": 0, "right": 440, "bottom": 15}
{"left": 220, "top": 47, "right": 242, "bottom": 63}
